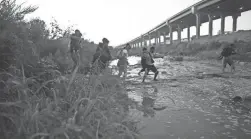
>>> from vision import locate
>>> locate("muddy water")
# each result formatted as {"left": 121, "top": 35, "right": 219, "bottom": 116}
{"left": 112, "top": 56, "right": 251, "bottom": 139}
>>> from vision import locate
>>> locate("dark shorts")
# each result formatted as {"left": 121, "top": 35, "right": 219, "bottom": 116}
{"left": 142, "top": 63, "right": 147, "bottom": 69}
{"left": 141, "top": 59, "right": 147, "bottom": 69}
{"left": 222, "top": 56, "right": 234, "bottom": 68}
{"left": 70, "top": 44, "right": 80, "bottom": 53}
{"left": 145, "top": 64, "right": 158, "bottom": 73}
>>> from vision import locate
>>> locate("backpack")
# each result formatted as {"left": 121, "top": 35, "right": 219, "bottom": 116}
{"left": 221, "top": 47, "right": 233, "bottom": 57}
{"left": 149, "top": 52, "right": 155, "bottom": 63}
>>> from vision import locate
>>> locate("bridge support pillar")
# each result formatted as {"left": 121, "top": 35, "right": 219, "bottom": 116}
{"left": 196, "top": 13, "right": 201, "bottom": 39}
{"left": 232, "top": 14, "right": 239, "bottom": 32}
{"left": 158, "top": 31, "right": 161, "bottom": 44}
{"left": 169, "top": 25, "right": 173, "bottom": 45}
{"left": 187, "top": 26, "right": 190, "bottom": 41}
{"left": 177, "top": 25, "right": 182, "bottom": 43}
{"left": 148, "top": 34, "right": 151, "bottom": 46}
{"left": 208, "top": 14, "right": 213, "bottom": 37}
{"left": 144, "top": 38, "right": 147, "bottom": 47}
{"left": 220, "top": 14, "right": 225, "bottom": 35}
{"left": 163, "top": 32, "right": 166, "bottom": 44}
{"left": 141, "top": 36, "right": 144, "bottom": 47}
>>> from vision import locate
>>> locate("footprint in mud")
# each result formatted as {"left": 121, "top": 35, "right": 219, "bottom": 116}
{"left": 218, "top": 95, "right": 251, "bottom": 114}
{"left": 232, "top": 95, "right": 251, "bottom": 109}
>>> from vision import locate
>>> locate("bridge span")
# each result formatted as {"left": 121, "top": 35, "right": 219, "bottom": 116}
{"left": 116, "top": 0, "right": 251, "bottom": 48}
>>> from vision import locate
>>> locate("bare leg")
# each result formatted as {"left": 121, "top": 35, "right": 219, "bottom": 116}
{"left": 71, "top": 52, "right": 78, "bottom": 72}
{"left": 153, "top": 71, "right": 159, "bottom": 81}
{"left": 138, "top": 68, "right": 145, "bottom": 76}
{"left": 231, "top": 63, "right": 235, "bottom": 73}
{"left": 123, "top": 65, "right": 127, "bottom": 81}
{"left": 222, "top": 57, "right": 226, "bottom": 73}
{"left": 142, "top": 68, "right": 148, "bottom": 83}
{"left": 118, "top": 66, "right": 123, "bottom": 77}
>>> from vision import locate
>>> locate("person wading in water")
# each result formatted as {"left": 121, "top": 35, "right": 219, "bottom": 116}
{"left": 138, "top": 47, "right": 149, "bottom": 76}
{"left": 141, "top": 47, "right": 159, "bottom": 83}
{"left": 91, "top": 38, "right": 112, "bottom": 75}
{"left": 70, "top": 29, "right": 82, "bottom": 72}
{"left": 138, "top": 47, "right": 161, "bottom": 76}
{"left": 116, "top": 43, "right": 131, "bottom": 81}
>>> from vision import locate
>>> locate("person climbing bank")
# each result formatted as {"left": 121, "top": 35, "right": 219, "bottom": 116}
{"left": 91, "top": 38, "right": 112, "bottom": 74}
{"left": 70, "top": 29, "right": 82, "bottom": 72}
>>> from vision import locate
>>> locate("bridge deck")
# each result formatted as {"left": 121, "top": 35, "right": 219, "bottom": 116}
{"left": 126, "top": 0, "right": 251, "bottom": 44}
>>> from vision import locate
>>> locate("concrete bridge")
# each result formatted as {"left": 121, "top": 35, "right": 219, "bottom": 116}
{"left": 116, "top": 0, "right": 251, "bottom": 48}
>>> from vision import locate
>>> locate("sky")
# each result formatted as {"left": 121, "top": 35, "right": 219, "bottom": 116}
{"left": 17, "top": 0, "right": 251, "bottom": 46}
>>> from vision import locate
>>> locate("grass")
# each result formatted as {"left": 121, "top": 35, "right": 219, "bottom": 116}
{"left": 1, "top": 64, "right": 139, "bottom": 139}
{"left": 0, "top": 1, "right": 139, "bottom": 139}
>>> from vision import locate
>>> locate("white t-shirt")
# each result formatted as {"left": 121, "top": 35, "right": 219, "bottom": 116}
{"left": 122, "top": 49, "right": 128, "bottom": 59}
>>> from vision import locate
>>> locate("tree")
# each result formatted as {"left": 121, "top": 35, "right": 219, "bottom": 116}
{"left": 28, "top": 18, "right": 49, "bottom": 41}
{"left": 0, "top": 0, "right": 38, "bottom": 71}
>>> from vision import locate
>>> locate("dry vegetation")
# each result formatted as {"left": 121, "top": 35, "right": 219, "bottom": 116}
{"left": 0, "top": 0, "right": 138, "bottom": 139}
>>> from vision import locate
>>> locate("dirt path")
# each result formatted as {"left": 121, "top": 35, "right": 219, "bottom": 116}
{"left": 122, "top": 56, "right": 251, "bottom": 139}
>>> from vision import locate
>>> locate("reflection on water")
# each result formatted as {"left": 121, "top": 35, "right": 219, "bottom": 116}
{"left": 142, "top": 96, "right": 156, "bottom": 118}
{"left": 123, "top": 56, "right": 251, "bottom": 139}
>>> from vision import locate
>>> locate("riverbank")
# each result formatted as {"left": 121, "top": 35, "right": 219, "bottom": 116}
{"left": 119, "top": 55, "right": 251, "bottom": 139}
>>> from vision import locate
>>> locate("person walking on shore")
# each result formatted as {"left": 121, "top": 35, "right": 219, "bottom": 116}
{"left": 220, "top": 43, "right": 238, "bottom": 73}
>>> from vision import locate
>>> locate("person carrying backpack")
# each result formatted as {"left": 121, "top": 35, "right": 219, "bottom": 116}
{"left": 141, "top": 47, "right": 159, "bottom": 83}
{"left": 138, "top": 47, "right": 160, "bottom": 76}
{"left": 117, "top": 43, "right": 131, "bottom": 80}
{"left": 220, "top": 43, "right": 237, "bottom": 73}
{"left": 91, "top": 38, "right": 112, "bottom": 75}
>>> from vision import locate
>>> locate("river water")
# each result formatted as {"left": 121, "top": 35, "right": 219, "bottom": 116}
{"left": 111, "top": 56, "right": 251, "bottom": 139}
